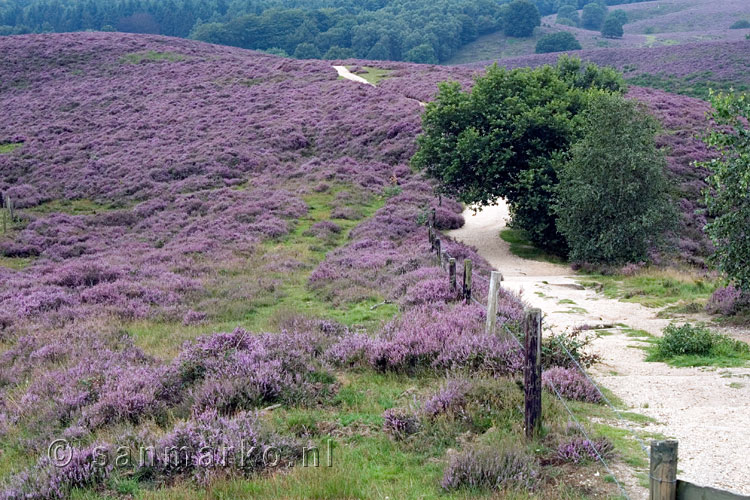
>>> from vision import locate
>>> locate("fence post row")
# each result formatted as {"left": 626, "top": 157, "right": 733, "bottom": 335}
{"left": 650, "top": 440, "right": 677, "bottom": 500}
{"left": 434, "top": 238, "right": 441, "bottom": 266}
{"left": 524, "top": 308, "right": 542, "bottom": 439}
{"left": 485, "top": 271, "right": 503, "bottom": 334}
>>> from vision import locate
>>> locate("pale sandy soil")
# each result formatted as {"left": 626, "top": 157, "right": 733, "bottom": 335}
{"left": 448, "top": 200, "right": 750, "bottom": 498}
{"left": 333, "top": 65, "right": 375, "bottom": 86}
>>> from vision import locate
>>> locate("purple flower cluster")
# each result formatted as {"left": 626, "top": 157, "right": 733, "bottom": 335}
{"left": 326, "top": 304, "right": 522, "bottom": 375}
{"left": 422, "top": 380, "right": 471, "bottom": 417}
{"left": 441, "top": 444, "right": 538, "bottom": 491}
{"left": 382, "top": 408, "right": 420, "bottom": 438}
{"left": 557, "top": 437, "right": 614, "bottom": 464}
{"left": 542, "top": 367, "right": 602, "bottom": 403}
{"left": 706, "top": 285, "right": 743, "bottom": 316}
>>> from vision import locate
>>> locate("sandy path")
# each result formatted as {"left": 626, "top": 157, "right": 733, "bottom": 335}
{"left": 333, "top": 65, "right": 375, "bottom": 86}
{"left": 448, "top": 200, "right": 750, "bottom": 497}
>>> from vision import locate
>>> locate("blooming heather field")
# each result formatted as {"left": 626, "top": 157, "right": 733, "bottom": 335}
{"left": 0, "top": 31, "right": 730, "bottom": 498}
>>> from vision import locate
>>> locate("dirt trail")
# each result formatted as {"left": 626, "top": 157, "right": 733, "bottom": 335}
{"left": 333, "top": 65, "right": 375, "bottom": 86}
{"left": 448, "top": 200, "right": 750, "bottom": 497}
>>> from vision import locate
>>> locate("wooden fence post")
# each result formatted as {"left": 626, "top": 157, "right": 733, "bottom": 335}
{"left": 435, "top": 238, "right": 441, "bottom": 266}
{"left": 431, "top": 207, "right": 436, "bottom": 228}
{"left": 448, "top": 258, "right": 456, "bottom": 292}
{"left": 485, "top": 271, "right": 503, "bottom": 334}
{"left": 462, "top": 259, "right": 472, "bottom": 303}
{"left": 650, "top": 440, "right": 678, "bottom": 500}
{"left": 524, "top": 308, "right": 542, "bottom": 439}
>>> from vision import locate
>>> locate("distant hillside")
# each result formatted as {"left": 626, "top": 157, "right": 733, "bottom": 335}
{"left": 464, "top": 39, "right": 750, "bottom": 98}
{"left": 446, "top": 0, "right": 750, "bottom": 64}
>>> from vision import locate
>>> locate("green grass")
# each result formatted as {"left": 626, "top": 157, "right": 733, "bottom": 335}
{"left": 127, "top": 184, "right": 392, "bottom": 359}
{"left": 0, "top": 142, "right": 23, "bottom": 154}
{"left": 500, "top": 229, "right": 565, "bottom": 264}
{"left": 579, "top": 269, "right": 718, "bottom": 309}
{"left": 120, "top": 51, "right": 186, "bottom": 64}
{"left": 0, "top": 255, "right": 33, "bottom": 270}
{"left": 348, "top": 66, "right": 392, "bottom": 85}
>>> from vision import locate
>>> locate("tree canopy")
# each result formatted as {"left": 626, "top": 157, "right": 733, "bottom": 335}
{"left": 536, "top": 31, "right": 582, "bottom": 53}
{"left": 411, "top": 57, "right": 625, "bottom": 253}
{"left": 503, "top": 0, "right": 541, "bottom": 38}
{"left": 701, "top": 92, "right": 750, "bottom": 290}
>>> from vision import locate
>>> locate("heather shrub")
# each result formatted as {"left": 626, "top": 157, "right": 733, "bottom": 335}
{"left": 422, "top": 380, "right": 471, "bottom": 417}
{"left": 706, "top": 285, "right": 745, "bottom": 316}
{"left": 541, "top": 329, "right": 600, "bottom": 369}
{"left": 433, "top": 206, "right": 464, "bottom": 230}
{"left": 542, "top": 367, "right": 601, "bottom": 403}
{"left": 382, "top": 408, "right": 420, "bottom": 438}
{"left": 557, "top": 437, "right": 614, "bottom": 463}
{"left": 441, "top": 441, "right": 538, "bottom": 491}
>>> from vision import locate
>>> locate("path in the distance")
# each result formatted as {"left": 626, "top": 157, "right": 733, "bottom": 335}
{"left": 333, "top": 65, "right": 375, "bottom": 86}
{"left": 448, "top": 200, "right": 750, "bottom": 497}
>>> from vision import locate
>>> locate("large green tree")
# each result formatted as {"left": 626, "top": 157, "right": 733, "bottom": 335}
{"left": 411, "top": 57, "right": 624, "bottom": 252}
{"left": 503, "top": 0, "right": 541, "bottom": 38}
{"left": 555, "top": 93, "right": 675, "bottom": 264}
{"left": 581, "top": 2, "right": 606, "bottom": 30}
{"left": 701, "top": 92, "right": 750, "bottom": 290}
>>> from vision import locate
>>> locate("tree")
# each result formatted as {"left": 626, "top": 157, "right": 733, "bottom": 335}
{"left": 581, "top": 3, "right": 606, "bottom": 30}
{"left": 601, "top": 17, "right": 623, "bottom": 38}
{"left": 323, "top": 45, "right": 355, "bottom": 60}
{"left": 404, "top": 43, "right": 438, "bottom": 64}
{"left": 503, "top": 0, "right": 541, "bottom": 38}
{"left": 536, "top": 32, "right": 582, "bottom": 53}
{"left": 609, "top": 9, "right": 628, "bottom": 25}
{"left": 701, "top": 92, "right": 750, "bottom": 291}
{"left": 555, "top": 93, "right": 675, "bottom": 264}
{"left": 293, "top": 42, "right": 321, "bottom": 59}
{"left": 411, "top": 57, "right": 624, "bottom": 253}
{"left": 556, "top": 5, "right": 579, "bottom": 26}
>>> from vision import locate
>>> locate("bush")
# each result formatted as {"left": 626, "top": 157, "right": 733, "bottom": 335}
{"left": 730, "top": 20, "right": 750, "bottom": 29}
{"left": 441, "top": 442, "right": 538, "bottom": 491}
{"left": 650, "top": 323, "right": 750, "bottom": 365}
{"left": 383, "top": 408, "right": 420, "bottom": 438}
{"left": 504, "top": 0, "right": 541, "bottom": 37}
{"left": 541, "top": 329, "right": 600, "bottom": 369}
{"left": 706, "top": 285, "right": 742, "bottom": 316}
{"left": 555, "top": 93, "right": 675, "bottom": 264}
{"left": 601, "top": 17, "right": 624, "bottom": 38}
{"left": 542, "top": 366, "right": 601, "bottom": 403}
{"left": 581, "top": 3, "right": 606, "bottom": 30}
{"left": 535, "top": 32, "right": 582, "bottom": 53}
{"left": 557, "top": 437, "right": 614, "bottom": 463}
{"left": 556, "top": 5, "right": 579, "bottom": 26}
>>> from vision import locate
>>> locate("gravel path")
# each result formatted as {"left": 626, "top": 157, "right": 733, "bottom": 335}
{"left": 333, "top": 65, "right": 375, "bottom": 86}
{"left": 448, "top": 200, "right": 750, "bottom": 497}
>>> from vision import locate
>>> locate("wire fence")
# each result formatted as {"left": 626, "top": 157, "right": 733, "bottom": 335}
{"left": 430, "top": 227, "right": 647, "bottom": 500}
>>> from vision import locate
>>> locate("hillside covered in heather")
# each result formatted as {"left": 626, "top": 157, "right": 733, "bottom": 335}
{"left": 0, "top": 31, "right": 732, "bottom": 498}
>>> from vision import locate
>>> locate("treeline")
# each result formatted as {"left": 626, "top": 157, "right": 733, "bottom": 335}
{"left": 0, "top": 0, "right": 653, "bottom": 63}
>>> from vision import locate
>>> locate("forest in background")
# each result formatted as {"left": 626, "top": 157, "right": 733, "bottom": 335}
{"left": 0, "top": 0, "right": 652, "bottom": 63}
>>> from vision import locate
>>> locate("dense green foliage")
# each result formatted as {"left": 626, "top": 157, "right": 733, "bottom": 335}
{"left": 503, "top": 0, "right": 540, "bottom": 38}
{"left": 555, "top": 93, "right": 674, "bottom": 264}
{"left": 581, "top": 2, "right": 607, "bottom": 30}
{"left": 601, "top": 16, "right": 624, "bottom": 38}
{"left": 0, "top": 0, "right": 659, "bottom": 62}
{"left": 535, "top": 31, "right": 582, "bottom": 53}
{"left": 648, "top": 323, "right": 750, "bottom": 367}
{"left": 729, "top": 20, "right": 750, "bottom": 29}
{"left": 411, "top": 57, "right": 624, "bottom": 253}
{"left": 701, "top": 92, "right": 750, "bottom": 291}
{"left": 556, "top": 5, "right": 580, "bottom": 26}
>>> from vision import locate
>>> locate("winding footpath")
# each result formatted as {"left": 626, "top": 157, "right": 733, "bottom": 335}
{"left": 448, "top": 200, "right": 750, "bottom": 497}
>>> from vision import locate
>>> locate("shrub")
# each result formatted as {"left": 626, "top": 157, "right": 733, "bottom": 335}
{"left": 422, "top": 379, "right": 471, "bottom": 417}
{"left": 581, "top": 3, "right": 606, "bottom": 30}
{"left": 649, "top": 323, "right": 749, "bottom": 366}
{"left": 601, "top": 17, "right": 624, "bottom": 38}
{"left": 706, "top": 285, "right": 742, "bottom": 316}
{"left": 383, "top": 408, "right": 420, "bottom": 438}
{"left": 541, "top": 329, "right": 600, "bottom": 369}
{"left": 557, "top": 437, "right": 614, "bottom": 463}
{"left": 535, "top": 32, "right": 582, "bottom": 54}
{"left": 729, "top": 20, "right": 750, "bottom": 29}
{"left": 503, "top": 0, "right": 541, "bottom": 38}
{"left": 441, "top": 442, "right": 538, "bottom": 491}
{"left": 542, "top": 366, "right": 601, "bottom": 403}
{"left": 556, "top": 5, "right": 579, "bottom": 26}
